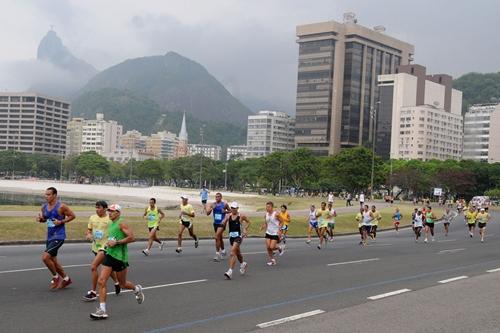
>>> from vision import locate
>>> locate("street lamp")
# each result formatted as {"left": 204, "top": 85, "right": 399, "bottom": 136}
{"left": 199, "top": 125, "right": 205, "bottom": 189}
{"left": 370, "top": 101, "right": 381, "bottom": 201}
{"left": 223, "top": 161, "right": 228, "bottom": 190}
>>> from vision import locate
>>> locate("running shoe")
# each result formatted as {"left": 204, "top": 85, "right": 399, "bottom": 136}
{"left": 317, "top": 245, "right": 322, "bottom": 250}
{"left": 481, "top": 238, "right": 484, "bottom": 243}
{"left": 266, "top": 259, "right": 277, "bottom": 266}
{"left": 134, "top": 285, "right": 145, "bottom": 304}
{"left": 114, "top": 283, "right": 121, "bottom": 295}
{"left": 329, "top": 237, "right": 334, "bottom": 242}
{"left": 82, "top": 290, "right": 97, "bottom": 302}
{"left": 175, "top": 247, "right": 182, "bottom": 254}
{"left": 469, "top": 233, "right": 473, "bottom": 238}
{"left": 50, "top": 276, "right": 60, "bottom": 290}
{"left": 213, "top": 252, "right": 220, "bottom": 262}
{"left": 142, "top": 249, "right": 150, "bottom": 256}
{"left": 220, "top": 249, "right": 227, "bottom": 258}
{"left": 194, "top": 237, "right": 199, "bottom": 248}
{"left": 278, "top": 245, "right": 284, "bottom": 256}
{"left": 58, "top": 277, "right": 72, "bottom": 289}
{"left": 240, "top": 262, "right": 248, "bottom": 275}
{"left": 224, "top": 269, "right": 233, "bottom": 280}
{"left": 424, "top": 238, "right": 428, "bottom": 243}
{"left": 159, "top": 242, "right": 165, "bottom": 251}
{"left": 90, "top": 308, "right": 108, "bottom": 320}
{"left": 431, "top": 237, "right": 435, "bottom": 242}
{"left": 306, "top": 239, "right": 311, "bottom": 245}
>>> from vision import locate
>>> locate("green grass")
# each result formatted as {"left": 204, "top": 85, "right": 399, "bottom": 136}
{"left": 0, "top": 205, "right": 445, "bottom": 242}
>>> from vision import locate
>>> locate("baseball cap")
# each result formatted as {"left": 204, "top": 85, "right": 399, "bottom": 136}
{"left": 230, "top": 201, "right": 239, "bottom": 209}
{"left": 107, "top": 203, "right": 122, "bottom": 212}
{"left": 180, "top": 194, "right": 189, "bottom": 200}
{"left": 480, "top": 207, "right": 485, "bottom": 211}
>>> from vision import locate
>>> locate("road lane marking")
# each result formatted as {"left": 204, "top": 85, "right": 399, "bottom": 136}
{"left": 106, "top": 279, "right": 207, "bottom": 295}
{"left": 438, "top": 275, "right": 468, "bottom": 283}
{"left": 438, "top": 248, "right": 465, "bottom": 254}
{"left": 487, "top": 268, "right": 500, "bottom": 273}
{"left": 367, "top": 289, "right": 411, "bottom": 300}
{"left": 437, "top": 239, "right": 457, "bottom": 243}
{"left": 256, "top": 310, "right": 325, "bottom": 328}
{"left": 0, "top": 263, "right": 89, "bottom": 274}
{"left": 366, "top": 243, "right": 392, "bottom": 247}
{"left": 327, "top": 258, "right": 380, "bottom": 267}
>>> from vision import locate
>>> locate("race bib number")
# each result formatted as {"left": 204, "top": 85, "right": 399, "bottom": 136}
{"left": 108, "top": 236, "right": 116, "bottom": 241}
{"left": 229, "top": 231, "right": 240, "bottom": 238}
{"left": 47, "top": 218, "right": 55, "bottom": 228}
{"left": 94, "top": 230, "right": 104, "bottom": 240}
{"left": 214, "top": 213, "right": 222, "bottom": 221}
{"left": 148, "top": 214, "right": 155, "bottom": 221}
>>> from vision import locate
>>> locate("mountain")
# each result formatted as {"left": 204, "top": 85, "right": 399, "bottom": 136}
{"left": 76, "top": 52, "right": 253, "bottom": 124}
{"left": 72, "top": 88, "right": 247, "bottom": 146}
{"left": 453, "top": 72, "right": 500, "bottom": 112}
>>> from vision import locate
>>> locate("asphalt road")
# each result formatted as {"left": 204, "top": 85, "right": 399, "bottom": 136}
{"left": 1, "top": 210, "right": 499, "bottom": 333}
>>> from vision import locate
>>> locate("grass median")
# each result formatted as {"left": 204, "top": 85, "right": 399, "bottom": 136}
{"left": 0, "top": 205, "right": 445, "bottom": 242}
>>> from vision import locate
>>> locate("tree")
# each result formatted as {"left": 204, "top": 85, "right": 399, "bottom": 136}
{"left": 136, "top": 159, "right": 164, "bottom": 185}
{"left": 75, "top": 151, "right": 110, "bottom": 181}
{"left": 286, "top": 148, "right": 319, "bottom": 190}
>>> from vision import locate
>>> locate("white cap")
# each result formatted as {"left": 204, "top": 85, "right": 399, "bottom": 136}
{"left": 480, "top": 207, "right": 485, "bottom": 211}
{"left": 180, "top": 195, "right": 189, "bottom": 200}
{"left": 230, "top": 201, "right": 239, "bottom": 209}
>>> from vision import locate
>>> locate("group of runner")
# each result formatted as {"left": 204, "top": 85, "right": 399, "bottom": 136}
{"left": 36, "top": 186, "right": 493, "bottom": 320}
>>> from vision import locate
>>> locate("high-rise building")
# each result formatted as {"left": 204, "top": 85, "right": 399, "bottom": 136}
{"left": 226, "top": 145, "right": 247, "bottom": 160}
{"left": 295, "top": 13, "right": 414, "bottom": 155}
{"left": 463, "top": 103, "right": 500, "bottom": 163}
{"left": 246, "top": 110, "right": 295, "bottom": 158}
{"left": 78, "top": 113, "right": 122, "bottom": 155}
{"left": 144, "top": 131, "right": 178, "bottom": 159}
{"left": 377, "top": 65, "right": 463, "bottom": 161}
{"left": 0, "top": 92, "right": 70, "bottom": 156}
{"left": 66, "top": 117, "right": 84, "bottom": 156}
{"left": 188, "top": 144, "right": 222, "bottom": 161}
{"left": 120, "top": 130, "right": 147, "bottom": 151}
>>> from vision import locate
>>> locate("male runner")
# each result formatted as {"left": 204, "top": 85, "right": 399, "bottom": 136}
{"left": 325, "top": 202, "right": 337, "bottom": 242}
{"left": 355, "top": 207, "right": 364, "bottom": 245}
{"left": 278, "top": 204, "right": 291, "bottom": 245}
{"left": 36, "top": 187, "right": 76, "bottom": 289}
{"left": 306, "top": 204, "right": 319, "bottom": 244}
{"left": 200, "top": 186, "right": 209, "bottom": 212}
{"left": 465, "top": 206, "right": 477, "bottom": 238}
{"left": 361, "top": 205, "right": 373, "bottom": 246}
{"left": 370, "top": 205, "right": 382, "bottom": 240}
{"left": 176, "top": 195, "right": 199, "bottom": 253}
{"left": 476, "top": 208, "right": 491, "bottom": 243}
{"left": 392, "top": 208, "right": 402, "bottom": 233}
{"left": 424, "top": 206, "right": 437, "bottom": 243}
{"left": 90, "top": 204, "right": 144, "bottom": 319}
{"left": 359, "top": 193, "right": 365, "bottom": 207}
{"left": 260, "top": 202, "right": 284, "bottom": 265}
{"left": 327, "top": 192, "right": 334, "bottom": 205}
{"left": 83, "top": 200, "right": 120, "bottom": 301}
{"left": 223, "top": 202, "right": 250, "bottom": 279}
{"left": 441, "top": 207, "right": 454, "bottom": 237}
{"left": 413, "top": 209, "right": 424, "bottom": 242}
{"left": 142, "top": 198, "right": 165, "bottom": 256}
{"left": 316, "top": 202, "right": 329, "bottom": 249}
{"left": 206, "top": 192, "right": 229, "bottom": 261}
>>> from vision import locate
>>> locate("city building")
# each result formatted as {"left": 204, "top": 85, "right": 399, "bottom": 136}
{"left": 66, "top": 117, "right": 84, "bottom": 156}
{"left": 463, "top": 103, "right": 500, "bottom": 163}
{"left": 76, "top": 113, "right": 123, "bottom": 155}
{"left": 188, "top": 144, "right": 222, "bottom": 160}
{"left": 294, "top": 12, "right": 414, "bottom": 155}
{"left": 105, "top": 148, "right": 154, "bottom": 163}
{"left": 144, "top": 131, "right": 178, "bottom": 159}
{"left": 120, "top": 130, "right": 147, "bottom": 151}
{"left": 176, "top": 112, "right": 188, "bottom": 158}
{"left": 377, "top": 64, "right": 463, "bottom": 161}
{"left": 226, "top": 145, "right": 247, "bottom": 160}
{"left": 246, "top": 110, "right": 295, "bottom": 158}
{"left": 0, "top": 92, "right": 70, "bottom": 156}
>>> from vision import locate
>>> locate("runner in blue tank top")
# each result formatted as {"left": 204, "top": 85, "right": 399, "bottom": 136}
{"left": 206, "top": 192, "right": 230, "bottom": 261}
{"left": 36, "top": 187, "right": 76, "bottom": 290}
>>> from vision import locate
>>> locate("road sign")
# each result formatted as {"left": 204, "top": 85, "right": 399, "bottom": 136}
{"left": 433, "top": 188, "right": 443, "bottom": 196}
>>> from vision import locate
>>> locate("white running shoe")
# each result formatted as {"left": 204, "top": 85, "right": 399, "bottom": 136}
{"left": 240, "top": 262, "right": 248, "bottom": 275}
{"left": 431, "top": 237, "right": 435, "bottom": 242}
{"left": 90, "top": 308, "right": 108, "bottom": 320}
{"left": 266, "top": 259, "right": 277, "bottom": 266}
{"left": 142, "top": 249, "right": 150, "bottom": 256}
{"left": 306, "top": 239, "right": 311, "bottom": 245}
{"left": 221, "top": 249, "right": 227, "bottom": 258}
{"left": 278, "top": 245, "right": 284, "bottom": 256}
{"left": 134, "top": 285, "right": 144, "bottom": 304}
{"left": 424, "top": 238, "right": 428, "bottom": 243}
{"left": 159, "top": 242, "right": 165, "bottom": 251}
{"left": 224, "top": 269, "right": 233, "bottom": 280}
{"left": 213, "top": 252, "right": 220, "bottom": 262}
{"left": 175, "top": 247, "right": 182, "bottom": 254}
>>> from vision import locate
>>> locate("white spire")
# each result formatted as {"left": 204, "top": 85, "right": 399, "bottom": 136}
{"left": 178, "top": 112, "right": 188, "bottom": 141}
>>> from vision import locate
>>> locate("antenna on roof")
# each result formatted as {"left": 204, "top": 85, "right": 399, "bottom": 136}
{"left": 343, "top": 12, "right": 357, "bottom": 24}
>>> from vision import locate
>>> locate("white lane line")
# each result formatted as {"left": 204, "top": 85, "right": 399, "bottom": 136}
{"left": 106, "top": 279, "right": 207, "bottom": 295}
{"left": 437, "top": 239, "right": 457, "bottom": 243}
{"left": 242, "top": 251, "right": 268, "bottom": 255}
{"left": 368, "top": 289, "right": 411, "bottom": 300}
{"left": 438, "top": 248, "right": 465, "bottom": 254}
{"left": 366, "top": 243, "right": 392, "bottom": 247}
{"left": 0, "top": 263, "right": 89, "bottom": 274}
{"left": 438, "top": 276, "right": 468, "bottom": 284}
{"left": 327, "top": 258, "right": 380, "bottom": 267}
{"left": 256, "top": 309, "right": 325, "bottom": 328}
{"left": 486, "top": 268, "right": 500, "bottom": 273}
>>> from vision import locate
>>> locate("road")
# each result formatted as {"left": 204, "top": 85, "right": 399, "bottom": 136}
{"left": 1, "top": 211, "right": 499, "bottom": 333}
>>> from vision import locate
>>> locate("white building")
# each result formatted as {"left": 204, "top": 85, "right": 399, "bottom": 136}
{"left": 463, "top": 103, "right": 500, "bottom": 163}
{"left": 377, "top": 64, "right": 463, "bottom": 161}
{"left": 226, "top": 145, "right": 247, "bottom": 160}
{"left": 188, "top": 144, "right": 222, "bottom": 161}
{"left": 105, "top": 148, "right": 154, "bottom": 163}
{"left": 246, "top": 110, "right": 295, "bottom": 158}
{"left": 0, "top": 92, "right": 70, "bottom": 156}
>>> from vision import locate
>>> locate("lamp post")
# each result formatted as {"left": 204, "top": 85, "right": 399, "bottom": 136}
{"left": 199, "top": 125, "right": 205, "bottom": 189}
{"left": 223, "top": 161, "right": 228, "bottom": 190}
{"left": 370, "top": 101, "right": 381, "bottom": 201}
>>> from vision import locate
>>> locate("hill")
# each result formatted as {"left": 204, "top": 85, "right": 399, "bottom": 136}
{"left": 76, "top": 51, "right": 253, "bottom": 124}
{"left": 453, "top": 72, "right": 500, "bottom": 112}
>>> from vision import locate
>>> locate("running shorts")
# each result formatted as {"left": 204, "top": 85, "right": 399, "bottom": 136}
{"left": 265, "top": 233, "right": 280, "bottom": 241}
{"left": 213, "top": 223, "right": 225, "bottom": 232}
{"left": 230, "top": 236, "right": 242, "bottom": 246}
{"left": 201, "top": 200, "right": 207, "bottom": 204}
{"left": 478, "top": 222, "right": 487, "bottom": 229}
{"left": 45, "top": 239, "right": 64, "bottom": 257}
{"left": 327, "top": 222, "right": 335, "bottom": 229}
{"left": 426, "top": 222, "right": 434, "bottom": 229}
{"left": 148, "top": 226, "right": 159, "bottom": 232}
{"left": 309, "top": 221, "right": 318, "bottom": 229}
{"left": 180, "top": 220, "right": 192, "bottom": 228}
{"left": 103, "top": 254, "right": 128, "bottom": 272}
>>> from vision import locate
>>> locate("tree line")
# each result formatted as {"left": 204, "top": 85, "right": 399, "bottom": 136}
{"left": 1, "top": 148, "right": 499, "bottom": 200}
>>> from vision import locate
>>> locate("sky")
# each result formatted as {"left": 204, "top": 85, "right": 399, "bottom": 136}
{"left": 0, "top": 0, "right": 499, "bottom": 113}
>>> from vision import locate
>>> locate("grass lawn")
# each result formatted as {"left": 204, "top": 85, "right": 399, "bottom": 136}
{"left": 0, "top": 205, "right": 445, "bottom": 242}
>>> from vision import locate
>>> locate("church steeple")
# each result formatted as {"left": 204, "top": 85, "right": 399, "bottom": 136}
{"left": 178, "top": 112, "right": 188, "bottom": 142}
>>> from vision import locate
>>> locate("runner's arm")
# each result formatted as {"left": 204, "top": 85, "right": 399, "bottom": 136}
{"left": 115, "top": 222, "right": 135, "bottom": 245}
{"left": 143, "top": 208, "right": 148, "bottom": 218}
{"left": 205, "top": 203, "right": 214, "bottom": 215}
{"left": 158, "top": 208, "right": 165, "bottom": 221}
{"left": 36, "top": 208, "right": 46, "bottom": 223}
{"left": 55, "top": 204, "right": 76, "bottom": 225}
{"left": 241, "top": 214, "right": 251, "bottom": 237}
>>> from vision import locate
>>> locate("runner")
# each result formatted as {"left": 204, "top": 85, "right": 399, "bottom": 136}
{"left": 392, "top": 208, "right": 402, "bottom": 233}
{"left": 176, "top": 195, "right": 199, "bottom": 254}
{"left": 316, "top": 202, "right": 329, "bottom": 249}
{"left": 90, "top": 204, "right": 144, "bottom": 319}
{"left": 441, "top": 207, "right": 454, "bottom": 237}
{"left": 36, "top": 187, "right": 76, "bottom": 290}
{"left": 200, "top": 186, "right": 209, "bottom": 212}
{"left": 325, "top": 202, "right": 337, "bottom": 242}
{"left": 411, "top": 208, "right": 418, "bottom": 234}
{"left": 278, "top": 204, "right": 291, "bottom": 245}
{"left": 83, "top": 200, "right": 120, "bottom": 301}
{"left": 142, "top": 198, "right": 165, "bottom": 256}
{"left": 306, "top": 204, "right": 319, "bottom": 245}
{"left": 476, "top": 208, "right": 491, "bottom": 243}
{"left": 413, "top": 209, "right": 424, "bottom": 242}
{"left": 260, "top": 202, "right": 284, "bottom": 265}
{"left": 206, "top": 192, "right": 230, "bottom": 261}
{"left": 424, "top": 206, "right": 437, "bottom": 243}
{"left": 361, "top": 205, "right": 373, "bottom": 246}
{"left": 223, "top": 202, "right": 250, "bottom": 279}
{"left": 327, "top": 192, "right": 334, "bottom": 205}
{"left": 359, "top": 193, "right": 365, "bottom": 207}
{"left": 370, "top": 205, "right": 382, "bottom": 240}
{"left": 465, "top": 206, "right": 477, "bottom": 238}
{"left": 355, "top": 207, "right": 364, "bottom": 245}
{"left": 346, "top": 192, "right": 353, "bottom": 207}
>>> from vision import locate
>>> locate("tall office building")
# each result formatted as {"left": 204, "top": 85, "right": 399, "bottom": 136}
{"left": 295, "top": 13, "right": 414, "bottom": 155}
{"left": 0, "top": 92, "right": 70, "bottom": 156}
{"left": 226, "top": 145, "right": 247, "bottom": 160}
{"left": 463, "top": 103, "right": 500, "bottom": 163}
{"left": 79, "top": 113, "right": 123, "bottom": 155}
{"left": 66, "top": 117, "right": 84, "bottom": 156}
{"left": 188, "top": 144, "right": 222, "bottom": 161}
{"left": 246, "top": 110, "right": 295, "bottom": 158}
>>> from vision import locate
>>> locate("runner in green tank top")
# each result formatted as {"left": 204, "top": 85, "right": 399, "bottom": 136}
{"left": 90, "top": 204, "right": 144, "bottom": 320}
{"left": 142, "top": 198, "right": 165, "bottom": 256}
{"left": 424, "top": 206, "right": 437, "bottom": 243}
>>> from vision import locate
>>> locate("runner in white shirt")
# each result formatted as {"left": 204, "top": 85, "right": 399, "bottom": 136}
{"left": 413, "top": 209, "right": 424, "bottom": 242}
{"left": 327, "top": 192, "right": 334, "bottom": 204}
{"left": 359, "top": 193, "right": 365, "bottom": 207}
{"left": 306, "top": 205, "right": 319, "bottom": 245}
{"left": 260, "top": 202, "right": 284, "bottom": 266}
{"left": 361, "top": 204, "right": 372, "bottom": 246}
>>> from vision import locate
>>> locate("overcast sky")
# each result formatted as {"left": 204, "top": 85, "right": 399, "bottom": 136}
{"left": 1, "top": 0, "right": 499, "bottom": 112}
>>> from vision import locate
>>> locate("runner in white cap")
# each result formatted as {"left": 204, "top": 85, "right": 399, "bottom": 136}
{"left": 222, "top": 202, "right": 250, "bottom": 279}
{"left": 176, "top": 195, "right": 199, "bottom": 254}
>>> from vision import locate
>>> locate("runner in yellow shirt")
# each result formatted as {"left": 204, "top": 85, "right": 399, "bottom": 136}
{"left": 142, "top": 198, "right": 165, "bottom": 256}
{"left": 316, "top": 202, "right": 329, "bottom": 249}
{"left": 355, "top": 208, "right": 363, "bottom": 245}
{"left": 176, "top": 195, "right": 199, "bottom": 254}
{"left": 476, "top": 208, "right": 491, "bottom": 242}
{"left": 465, "top": 206, "right": 477, "bottom": 238}
{"left": 278, "top": 205, "right": 291, "bottom": 245}
{"left": 83, "top": 200, "right": 120, "bottom": 301}
{"left": 370, "top": 205, "right": 382, "bottom": 240}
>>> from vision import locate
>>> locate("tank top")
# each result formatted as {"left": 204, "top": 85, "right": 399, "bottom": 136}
{"left": 362, "top": 211, "right": 372, "bottom": 225}
{"left": 309, "top": 210, "right": 317, "bottom": 222}
{"left": 106, "top": 217, "right": 128, "bottom": 263}
{"left": 212, "top": 201, "right": 226, "bottom": 225}
{"left": 228, "top": 214, "right": 241, "bottom": 238}
{"left": 265, "top": 211, "right": 280, "bottom": 236}
{"left": 42, "top": 201, "right": 66, "bottom": 241}
{"left": 146, "top": 206, "right": 159, "bottom": 228}
{"left": 414, "top": 214, "right": 423, "bottom": 227}
{"left": 426, "top": 212, "right": 434, "bottom": 223}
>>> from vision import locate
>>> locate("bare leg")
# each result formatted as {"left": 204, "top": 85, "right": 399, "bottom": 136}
{"left": 116, "top": 268, "right": 136, "bottom": 290}
{"left": 42, "top": 252, "right": 57, "bottom": 275}
{"left": 177, "top": 225, "right": 186, "bottom": 248}
{"left": 97, "top": 265, "right": 113, "bottom": 304}
{"left": 51, "top": 257, "right": 67, "bottom": 278}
